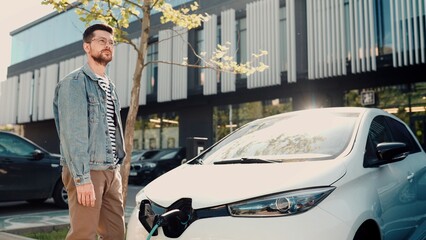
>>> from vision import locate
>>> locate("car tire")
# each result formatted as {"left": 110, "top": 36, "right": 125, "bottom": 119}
{"left": 353, "top": 221, "right": 380, "bottom": 240}
{"left": 53, "top": 180, "right": 68, "bottom": 209}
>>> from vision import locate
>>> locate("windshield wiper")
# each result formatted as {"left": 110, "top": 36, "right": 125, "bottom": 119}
{"left": 213, "top": 157, "right": 279, "bottom": 165}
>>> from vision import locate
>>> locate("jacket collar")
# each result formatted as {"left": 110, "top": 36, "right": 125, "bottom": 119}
{"left": 82, "top": 63, "right": 111, "bottom": 82}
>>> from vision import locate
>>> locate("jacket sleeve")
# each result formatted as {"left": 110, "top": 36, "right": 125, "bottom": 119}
{"left": 56, "top": 76, "right": 91, "bottom": 186}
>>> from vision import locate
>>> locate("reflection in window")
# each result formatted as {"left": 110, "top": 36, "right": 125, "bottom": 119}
{"left": 11, "top": 11, "right": 85, "bottom": 65}
{"left": 195, "top": 28, "right": 205, "bottom": 87}
{"left": 133, "top": 112, "right": 179, "bottom": 150}
{"left": 204, "top": 111, "right": 358, "bottom": 164}
{"left": 375, "top": 0, "right": 392, "bottom": 55}
{"left": 0, "top": 134, "right": 35, "bottom": 157}
{"left": 236, "top": 18, "right": 247, "bottom": 66}
{"left": 213, "top": 98, "right": 293, "bottom": 142}
{"left": 344, "top": 83, "right": 426, "bottom": 147}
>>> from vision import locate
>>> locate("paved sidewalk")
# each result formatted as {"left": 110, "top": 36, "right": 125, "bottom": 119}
{"left": 0, "top": 206, "right": 134, "bottom": 239}
{"left": 0, "top": 210, "right": 69, "bottom": 233}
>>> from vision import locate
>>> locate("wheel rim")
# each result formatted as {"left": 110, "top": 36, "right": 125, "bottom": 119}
{"left": 62, "top": 187, "right": 68, "bottom": 204}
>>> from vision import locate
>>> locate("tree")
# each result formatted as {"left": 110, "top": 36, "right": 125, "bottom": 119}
{"left": 42, "top": 0, "right": 268, "bottom": 205}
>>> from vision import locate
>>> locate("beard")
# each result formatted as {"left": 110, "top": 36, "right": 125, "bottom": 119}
{"left": 91, "top": 50, "right": 113, "bottom": 66}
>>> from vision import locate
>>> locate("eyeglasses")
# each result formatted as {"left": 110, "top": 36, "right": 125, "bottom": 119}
{"left": 91, "top": 37, "right": 116, "bottom": 47}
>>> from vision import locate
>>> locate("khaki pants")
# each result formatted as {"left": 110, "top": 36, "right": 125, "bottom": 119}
{"left": 62, "top": 167, "right": 125, "bottom": 240}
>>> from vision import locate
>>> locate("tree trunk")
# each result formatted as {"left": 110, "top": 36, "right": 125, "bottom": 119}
{"left": 120, "top": 1, "right": 151, "bottom": 208}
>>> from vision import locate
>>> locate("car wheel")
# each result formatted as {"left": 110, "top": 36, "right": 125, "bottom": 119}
{"left": 53, "top": 180, "right": 68, "bottom": 209}
{"left": 353, "top": 221, "right": 380, "bottom": 240}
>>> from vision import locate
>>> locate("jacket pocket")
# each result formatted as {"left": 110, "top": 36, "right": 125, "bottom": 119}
{"left": 87, "top": 94, "right": 100, "bottom": 123}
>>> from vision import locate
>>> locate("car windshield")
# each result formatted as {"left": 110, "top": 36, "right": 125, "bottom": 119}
{"left": 196, "top": 111, "right": 360, "bottom": 164}
{"left": 131, "top": 150, "right": 161, "bottom": 162}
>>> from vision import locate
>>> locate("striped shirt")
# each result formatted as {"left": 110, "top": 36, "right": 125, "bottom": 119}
{"left": 98, "top": 76, "right": 118, "bottom": 164}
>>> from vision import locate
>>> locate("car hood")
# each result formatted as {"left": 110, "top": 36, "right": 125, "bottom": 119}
{"left": 143, "top": 160, "right": 347, "bottom": 209}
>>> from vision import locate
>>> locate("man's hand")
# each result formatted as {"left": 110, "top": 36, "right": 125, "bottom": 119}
{"left": 76, "top": 183, "right": 96, "bottom": 207}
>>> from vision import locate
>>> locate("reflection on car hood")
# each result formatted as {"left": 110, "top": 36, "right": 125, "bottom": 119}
{"left": 143, "top": 160, "right": 346, "bottom": 209}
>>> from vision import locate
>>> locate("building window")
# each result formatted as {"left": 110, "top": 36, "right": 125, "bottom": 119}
{"left": 236, "top": 18, "right": 247, "bottom": 65}
{"left": 133, "top": 112, "right": 180, "bottom": 150}
{"left": 235, "top": 18, "right": 247, "bottom": 83}
{"left": 375, "top": 0, "right": 392, "bottom": 55}
{"left": 213, "top": 98, "right": 293, "bottom": 142}
{"left": 146, "top": 42, "right": 158, "bottom": 95}
{"left": 344, "top": 83, "right": 426, "bottom": 148}
{"left": 195, "top": 28, "right": 205, "bottom": 88}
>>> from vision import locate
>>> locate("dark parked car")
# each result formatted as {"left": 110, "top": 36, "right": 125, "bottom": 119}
{"left": 131, "top": 149, "right": 161, "bottom": 163}
{"left": 129, "top": 147, "right": 186, "bottom": 185}
{"left": 0, "top": 131, "right": 68, "bottom": 208}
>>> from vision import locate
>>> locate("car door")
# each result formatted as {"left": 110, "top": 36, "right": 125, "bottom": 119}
{"left": 384, "top": 116, "right": 426, "bottom": 238}
{"left": 0, "top": 132, "right": 55, "bottom": 201}
{"left": 364, "top": 116, "right": 415, "bottom": 240}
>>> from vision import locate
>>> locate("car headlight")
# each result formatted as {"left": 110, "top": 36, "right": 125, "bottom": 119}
{"left": 142, "top": 162, "right": 157, "bottom": 169}
{"left": 228, "top": 186, "right": 335, "bottom": 217}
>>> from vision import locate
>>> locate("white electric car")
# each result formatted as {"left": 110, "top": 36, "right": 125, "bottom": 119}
{"left": 127, "top": 107, "right": 426, "bottom": 240}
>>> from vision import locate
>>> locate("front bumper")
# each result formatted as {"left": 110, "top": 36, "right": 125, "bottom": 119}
{"left": 126, "top": 204, "right": 352, "bottom": 240}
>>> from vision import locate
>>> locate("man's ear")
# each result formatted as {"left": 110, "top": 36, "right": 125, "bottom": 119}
{"left": 83, "top": 42, "right": 90, "bottom": 54}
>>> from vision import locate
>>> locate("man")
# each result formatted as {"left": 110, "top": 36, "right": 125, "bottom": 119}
{"left": 53, "top": 23, "right": 126, "bottom": 240}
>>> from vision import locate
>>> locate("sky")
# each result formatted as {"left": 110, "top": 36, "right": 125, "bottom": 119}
{"left": 0, "top": 1, "right": 55, "bottom": 82}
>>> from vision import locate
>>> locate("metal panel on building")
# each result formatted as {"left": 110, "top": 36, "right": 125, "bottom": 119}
{"left": 110, "top": 43, "right": 130, "bottom": 107}
{"left": 158, "top": 29, "right": 173, "bottom": 102}
{"left": 203, "top": 14, "right": 218, "bottom": 95}
{"left": 44, "top": 63, "right": 59, "bottom": 120}
{"left": 33, "top": 69, "right": 41, "bottom": 122}
{"left": 126, "top": 37, "right": 147, "bottom": 106}
{"left": 307, "top": 0, "right": 348, "bottom": 79}
{"left": 17, "top": 72, "right": 33, "bottom": 124}
{"left": 247, "top": 0, "right": 281, "bottom": 88}
{"left": 171, "top": 27, "right": 188, "bottom": 100}
{"left": 158, "top": 27, "right": 188, "bottom": 102}
{"left": 221, "top": 9, "right": 236, "bottom": 93}
{"left": 0, "top": 77, "right": 18, "bottom": 124}
{"left": 390, "top": 0, "right": 426, "bottom": 67}
{"left": 349, "top": 0, "right": 376, "bottom": 73}
{"left": 286, "top": 0, "right": 296, "bottom": 83}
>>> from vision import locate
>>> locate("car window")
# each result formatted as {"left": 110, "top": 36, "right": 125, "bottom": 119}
{"left": 159, "top": 150, "right": 178, "bottom": 159}
{"left": 143, "top": 150, "right": 161, "bottom": 159}
{"left": 0, "top": 133, "right": 36, "bottom": 157}
{"left": 198, "top": 112, "right": 359, "bottom": 163}
{"left": 385, "top": 116, "right": 421, "bottom": 153}
{"left": 364, "top": 115, "right": 420, "bottom": 164}
{"left": 367, "top": 116, "right": 393, "bottom": 146}
{"left": 364, "top": 116, "right": 392, "bottom": 162}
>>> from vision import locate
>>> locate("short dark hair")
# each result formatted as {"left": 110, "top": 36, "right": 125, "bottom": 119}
{"left": 83, "top": 23, "right": 113, "bottom": 43}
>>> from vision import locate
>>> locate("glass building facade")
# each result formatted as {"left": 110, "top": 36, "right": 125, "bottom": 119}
{"left": 1, "top": 0, "right": 426, "bottom": 153}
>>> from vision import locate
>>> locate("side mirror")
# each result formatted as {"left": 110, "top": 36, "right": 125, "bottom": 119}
{"left": 367, "top": 142, "right": 409, "bottom": 167}
{"left": 32, "top": 149, "right": 45, "bottom": 160}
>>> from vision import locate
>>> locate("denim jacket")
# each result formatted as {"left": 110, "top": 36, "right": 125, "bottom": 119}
{"left": 53, "top": 63, "right": 126, "bottom": 186}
